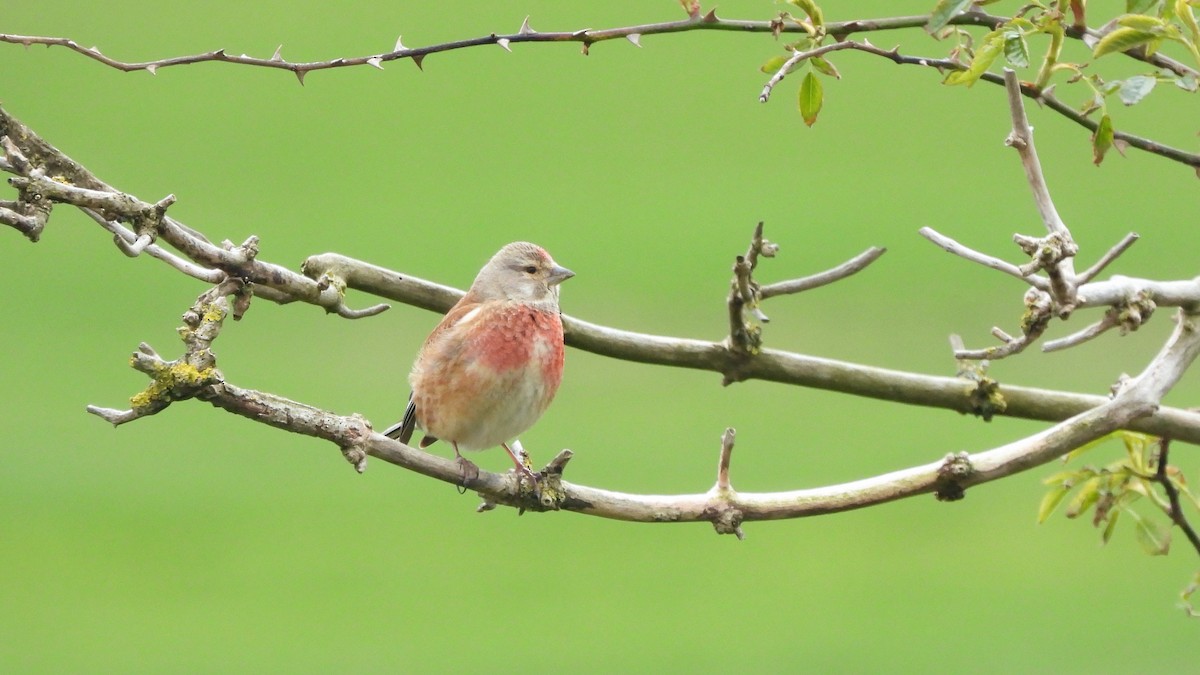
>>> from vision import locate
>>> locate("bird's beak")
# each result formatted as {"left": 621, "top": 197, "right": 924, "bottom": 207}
{"left": 547, "top": 265, "right": 574, "bottom": 286}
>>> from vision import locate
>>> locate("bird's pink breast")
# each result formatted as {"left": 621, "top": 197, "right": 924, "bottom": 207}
{"left": 477, "top": 305, "right": 564, "bottom": 382}
{"left": 410, "top": 302, "right": 564, "bottom": 450}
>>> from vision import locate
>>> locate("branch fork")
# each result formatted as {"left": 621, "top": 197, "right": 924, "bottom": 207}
{"left": 929, "top": 70, "right": 1162, "bottom": 361}
{"left": 707, "top": 428, "right": 745, "bottom": 539}
{"left": 86, "top": 282, "right": 238, "bottom": 426}
{"left": 726, "top": 221, "right": 775, "bottom": 356}
{"left": 723, "top": 221, "right": 884, "bottom": 381}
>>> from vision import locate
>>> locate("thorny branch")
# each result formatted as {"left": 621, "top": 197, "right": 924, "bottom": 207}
{"left": 2, "top": 8, "right": 1199, "bottom": 169}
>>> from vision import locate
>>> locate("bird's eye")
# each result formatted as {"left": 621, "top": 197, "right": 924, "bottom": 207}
{"left": 523, "top": 265, "right": 537, "bottom": 274}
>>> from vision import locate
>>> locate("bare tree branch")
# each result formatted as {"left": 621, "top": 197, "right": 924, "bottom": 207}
{"left": 919, "top": 227, "right": 1048, "bottom": 289}
{"left": 1078, "top": 233, "right": 1139, "bottom": 285}
{"left": 1003, "top": 70, "right": 1080, "bottom": 316}
{"left": 758, "top": 246, "right": 886, "bottom": 299}
{"left": 929, "top": 70, "right": 1194, "bottom": 364}
{"left": 84, "top": 278, "right": 1200, "bottom": 531}
{"left": 4, "top": 96, "right": 1199, "bottom": 443}
{"left": 305, "top": 254, "right": 1200, "bottom": 443}
{"left": 2, "top": 8, "right": 1199, "bottom": 541}
{"left": 1042, "top": 311, "right": 1121, "bottom": 353}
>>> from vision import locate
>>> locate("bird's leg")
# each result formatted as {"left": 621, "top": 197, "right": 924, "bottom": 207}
{"left": 502, "top": 441, "right": 541, "bottom": 489}
{"left": 452, "top": 442, "right": 479, "bottom": 494}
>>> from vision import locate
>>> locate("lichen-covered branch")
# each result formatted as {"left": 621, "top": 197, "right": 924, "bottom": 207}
{"left": 86, "top": 296, "right": 1200, "bottom": 532}
{"left": 4, "top": 100, "right": 1199, "bottom": 444}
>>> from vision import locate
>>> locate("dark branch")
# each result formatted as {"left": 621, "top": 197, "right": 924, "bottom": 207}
{"left": 1156, "top": 438, "right": 1200, "bottom": 557}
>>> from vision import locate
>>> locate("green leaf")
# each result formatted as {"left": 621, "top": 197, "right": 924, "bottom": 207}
{"left": 811, "top": 55, "right": 841, "bottom": 79}
{"left": 1126, "top": 0, "right": 1158, "bottom": 13}
{"left": 1118, "top": 75, "right": 1158, "bottom": 105}
{"left": 787, "top": 0, "right": 824, "bottom": 29}
{"left": 1125, "top": 477, "right": 1154, "bottom": 499}
{"left": 798, "top": 72, "right": 823, "bottom": 126}
{"left": 1119, "top": 431, "right": 1155, "bottom": 471}
{"left": 1065, "top": 477, "right": 1102, "bottom": 518}
{"left": 1043, "top": 469, "right": 1087, "bottom": 487}
{"left": 1116, "top": 14, "right": 1170, "bottom": 31}
{"left": 944, "top": 29, "right": 1006, "bottom": 86}
{"left": 760, "top": 54, "right": 789, "bottom": 74}
{"left": 1094, "top": 27, "right": 1159, "bottom": 58}
{"left": 1093, "top": 114, "right": 1114, "bottom": 165}
{"left": 1173, "top": 71, "right": 1199, "bottom": 91}
{"left": 1003, "top": 30, "right": 1030, "bottom": 67}
{"left": 1129, "top": 510, "right": 1172, "bottom": 555}
{"left": 1171, "top": 473, "right": 1200, "bottom": 510}
{"left": 1179, "top": 0, "right": 1200, "bottom": 42}
{"left": 926, "top": 0, "right": 976, "bottom": 34}
{"left": 1038, "top": 486, "right": 1072, "bottom": 523}
{"left": 1101, "top": 506, "right": 1121, "bottom": 544}
{"left": 1062, "top": 433, "right": 1117, "bottom": 463}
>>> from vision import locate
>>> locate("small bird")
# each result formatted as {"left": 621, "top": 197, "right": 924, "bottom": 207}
{"left": 383, "top": 242, "right": 573, "bottom": 485}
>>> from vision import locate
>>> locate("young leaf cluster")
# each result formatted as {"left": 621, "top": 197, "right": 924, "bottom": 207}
{"left": 760, "top": 1, "right": 1198, "bottom": 168}
{"left": 1039, "top": 432, "right": 1199, "bottom": 556}
{"left": 758, "top": 1, "right": 839, "bottom": 125}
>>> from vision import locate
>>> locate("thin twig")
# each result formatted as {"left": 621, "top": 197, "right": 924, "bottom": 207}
{"left": 727, "top": 222, "right": 772, "bottom": 353}
{"left": 1042, "top": 312, "right": 1121, "bottom": 352}
{"left": 1004, "top": 70, "right": 1069, "bottom": 239}
{"left": 919, "top": 227, "right": 1048, "bottom": 290}
{"left": 81, "top": 209, "right": 226, "bottom": 283}
{"left": 760, "top": 40, "right": 862, "bottom": 103}
{"left": 759, "top": 246, "right": 887, "bottom": 299}
{"left": 954, "top": 288, "right": 1054, "bottom": 360}
{"left": 1156, "top": 438, "right": 1200, "bottom": 556}
{"left": 715, "top": 428, "right": 735, "bottom": 491}
{"left": 1078, "top": 233, "right": 1139, "bottom": 284}
{"left": 1002, "top": 69, "right": 1079, "bottom": 316}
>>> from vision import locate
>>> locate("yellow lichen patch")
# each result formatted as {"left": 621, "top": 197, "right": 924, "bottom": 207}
{"left": 127, "top": 361, "right": 218, "bottom": 412}
{"left": 200, "top": 302, "right": 227, "bottom": 325}
{"left": 129, "top": 379, "right": 169, "bottom": 412}
{"left": 169, "top": 361, "right": 217, "bottom": 388}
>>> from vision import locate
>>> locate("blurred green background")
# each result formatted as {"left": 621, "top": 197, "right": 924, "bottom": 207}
{"left": 3, "top": 1, "right": 1198, "bottom": 672}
